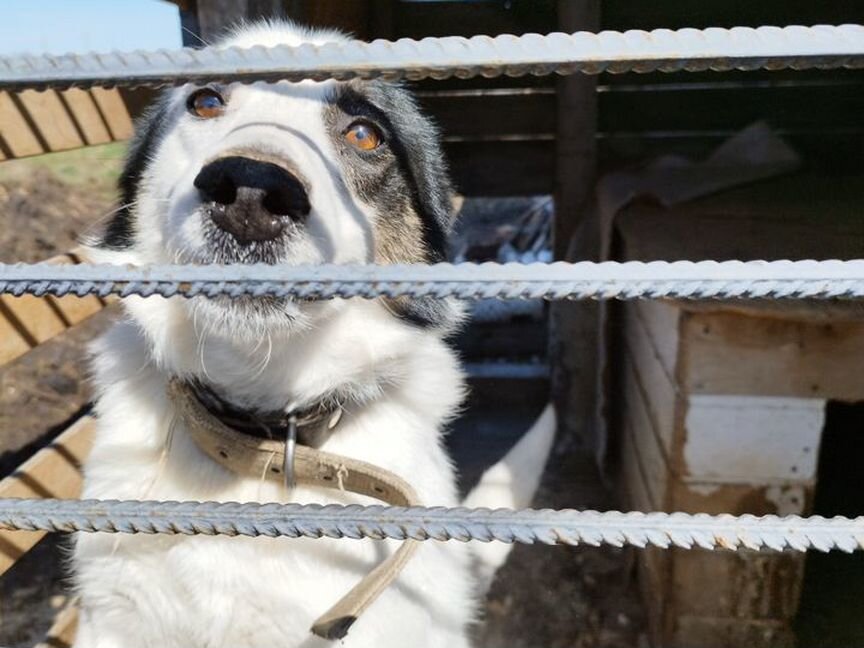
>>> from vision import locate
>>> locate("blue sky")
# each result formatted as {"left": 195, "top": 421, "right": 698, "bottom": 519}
{"left": 0, "top": 0, "right": 182, "bottom": 56}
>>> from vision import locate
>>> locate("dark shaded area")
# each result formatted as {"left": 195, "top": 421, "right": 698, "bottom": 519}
{"left": 0, "top": 536, "right": 70, "bottom": 647}
{"left": 475, "top": 438, "right": 645, "bottom": 648}
{"left": 796, "top": 401, "right": 864, "bottom": 648}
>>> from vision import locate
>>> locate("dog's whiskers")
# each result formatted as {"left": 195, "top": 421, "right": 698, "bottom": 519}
{"left": 248, "top": 331, "right": 274, "bottom": 380}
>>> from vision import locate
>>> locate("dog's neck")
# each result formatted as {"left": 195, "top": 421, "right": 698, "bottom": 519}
{"left": 185, "top": 378, "right": 344, "bottom": 447}
{"left": 127, "top": 296, "right": 429, "bottom": 418}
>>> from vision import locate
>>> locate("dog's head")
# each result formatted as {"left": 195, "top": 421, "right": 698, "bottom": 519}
{"left": 94, "top": 21, "right": 458, "bottom": 337}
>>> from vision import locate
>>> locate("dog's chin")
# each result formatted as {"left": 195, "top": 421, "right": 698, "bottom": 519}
{"left": 193, "top": 223, "right": 291, "bottom": 266}
{"left": 188, "top": 294, "right": 308, "bottom": 342}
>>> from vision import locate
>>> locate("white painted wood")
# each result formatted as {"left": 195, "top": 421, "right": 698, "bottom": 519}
{"left": 623, "top": 354, "right": 670, "bottom": 505}
{"left": 624, "top": 303, "right": 679, "bottom": 452}
{"left": 632, "top": 301, "right": 680, "bottom": 379}
{"left": 683, "top": 395, "right": 824, "bottom": 484}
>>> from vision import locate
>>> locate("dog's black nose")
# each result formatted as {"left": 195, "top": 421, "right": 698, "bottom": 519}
{"left": 194, "top": 156, "right": 311, "bottom": 243}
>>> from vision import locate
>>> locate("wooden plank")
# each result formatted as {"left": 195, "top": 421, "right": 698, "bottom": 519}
{"left": 417, "top": 91, "right": 555, "bottom": 139}
{"left": 636, "top": 548, "right": 669, "bottom": 644}
{"left": 444, "top": 140, "right": 554, "bottom": 196}
{"left": 0, "top": 296, "right": 67, "bottom": 347}
{"left": 620, "top": 412, "right": 657, "bottom": 513}
{"left": 0, "top": 310, "right": 31, "bottom": 364}
{"left": 554, "top": 0, "right": 598, "bottom": 257}
{"left": 60, "top": 89, "right": 112, "bottom": 146}
{"left": 682, "top": 310, "right": 864, "bottom": 401}
{"left": 394, "top": 0, "right": 556, "bottom": 38}
{"left": 602, "top": 0, "right": 864, "bottom": 30}
{"left": 630, "top": 301, "right": 680, "bottom": 379}
{"left": 622, "top": 416, "right": 660, "bottom": 509}
{"left": 48, "top": 294, "right": 105, "bottom": 327}
{"left": 16, "top": 90, "right": 84, "bottom": 152}
{"left": 661, "top": 476, "right": 810, "bottom": 647}
{"left": 683, "top": 394, "right": 824, "bottom": 484}
{"left": 671, "top": 550, "right": 805, "bottom": 621}
{"left": 0, "top": 91, "right": 44, "bottom": 157}
{"left": 623, "top": 304, "right": 679, "bottom": 453}
{"left": 603, "top": 131, "right": 864, "bottom": 176}
{"left": 0, "top": 417, "right": 95, "bottom": 578}
{"left": 599, "top": 83, "right": 864, "bottom": 134}
{"left": 196, "top": 0, "right": 286, "bottom": 40}
{"left": 671, "top": 479, "right": 810, "bottom": 517}
{"left": 548, "top": 1, "right": 601, "bottom": 462}
{"left": 622, "top": 354, "right": 671, "bottom": 506}
{"left": 34, "top": 602, "right": 79, "bottom": 648}
{"left": 47, "top": 251, "right": 108, "bottom": 325}
{"left": 89, "top": 88, "right": 134, "bottom": 141}
{"left": 302, "top": 0, "right": 374, "bottom": 37}
{"left": 615, "top": 173, "right": 864, "bottom": 264}
{"left": 0, "top": 252, "right": 106, "bottom": 368}
{"left": 671, "top": 616, "right": 796, "bottom": 648}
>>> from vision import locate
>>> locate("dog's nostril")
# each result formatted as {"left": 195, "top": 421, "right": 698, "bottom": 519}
{"left": 262, "top": 181, "right": 311, "bottom": 218}
{"left": 194, "top": 156, "right": 311, "bottom": 244}
{"left": 194, "top": 167, "right": 237, "bottom": 206}
{"left": 209, "top": 176, "right": 237, "bottom": 206}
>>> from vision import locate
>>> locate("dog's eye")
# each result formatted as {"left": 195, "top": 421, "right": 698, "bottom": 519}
{"left": 187, "top": 88, "right": 226, "bottom": 119}
{"left": 344, "top": 122, "right": 382, "bottom": 152}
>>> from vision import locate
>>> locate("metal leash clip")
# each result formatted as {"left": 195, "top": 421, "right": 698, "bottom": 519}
{"left": 283, "top": 414, "right": 298, "bottom": 490}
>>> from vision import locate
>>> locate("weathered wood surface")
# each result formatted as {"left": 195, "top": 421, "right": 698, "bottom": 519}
{"left": 618, "top": 288, "right": 838, "bottom": 647}
{"left": 60, "top": 89, "right": 113, "bottom": 146}
{"left": 682, "top": 310, "right": 864, "bottom": 401}
{"left": 34, "top": 601, "right": 79, "bottom": 648}
{"left": 0, "top": 416, "right": 95, "bottom": 578}
{"left": 0, "top": 251, "right": 105, "bottom": 367}
{"left": 549, "top": 0, "right": 601, "bottom": 466}
{"left": 0, "top": 89, "right": 132, "bottom": 161}
{"left": 0, "top": 92, "right": 44, "bottom": 158}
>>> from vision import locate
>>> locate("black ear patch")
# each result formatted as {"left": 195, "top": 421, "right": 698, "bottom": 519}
{"left": 351, "top": 82, "right": 455, "bottom": 260}
{"left": 332, "top": 82, "right": 460, "bottom": 331}
{"left": 99, "top": 97, "right": 171, "bottom": 250}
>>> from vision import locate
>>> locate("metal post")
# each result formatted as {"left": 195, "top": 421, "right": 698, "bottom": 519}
{"left": 550, "top": 0, "right": 601, "bottom": 458}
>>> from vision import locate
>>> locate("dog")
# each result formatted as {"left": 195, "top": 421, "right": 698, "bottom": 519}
{"left": 73, "top": 20, "right": 555, "bottom": 648}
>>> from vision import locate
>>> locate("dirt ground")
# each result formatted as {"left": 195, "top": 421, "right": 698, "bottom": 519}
{"left": 0, "top": 146, "right": 123, "bottom": 646}
{"left": 0, "top": 146, "right": 647, "bottom": 647}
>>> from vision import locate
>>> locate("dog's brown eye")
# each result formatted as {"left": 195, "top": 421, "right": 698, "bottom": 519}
{"left": 187, "top": 88, "right": 226, "bottom": 119}
{"left": 344, "top": 122, "right": 382, "bottom": 152}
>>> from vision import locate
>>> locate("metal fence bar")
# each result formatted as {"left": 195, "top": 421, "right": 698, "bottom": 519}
{"left": 1, "top": 498, "right": 862, "bottom": 553}
{"left": 2, "top": 25, "right": 864, "bottom": 91}
{"left": 1, "top": 260, "right": 864, "bottom": 301}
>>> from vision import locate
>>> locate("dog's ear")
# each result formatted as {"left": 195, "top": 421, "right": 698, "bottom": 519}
{"left": 368, "top": 82, "right": 455, "bottom": 261}
{"left": 362, "top": 82, "right": 463, "bottom": 331}
{"left": 93, "top": 97, "right": 171, "bottom": 251}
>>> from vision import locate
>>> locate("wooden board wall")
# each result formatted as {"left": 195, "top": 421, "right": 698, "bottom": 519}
{"left": 616, "top": 298, "right": 864, "bottom": 647}
{"left": 0, "top": 89, "right": 133, "bottom": 161}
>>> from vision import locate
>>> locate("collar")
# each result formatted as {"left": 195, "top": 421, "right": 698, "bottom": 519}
{"left": 167, "top": 378, "right": 420, "bottom": 642}
{"left": 186, "top": 379, "right": 344, "bottom": 448}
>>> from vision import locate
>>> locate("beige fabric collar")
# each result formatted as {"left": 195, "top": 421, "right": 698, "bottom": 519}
{"left": 167, "top": 378, "right": 420, "bottom": 641}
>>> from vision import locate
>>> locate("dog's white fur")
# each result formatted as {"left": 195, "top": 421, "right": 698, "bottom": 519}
{"left": 73, "top": 21, "right": 553, "bottom": 648}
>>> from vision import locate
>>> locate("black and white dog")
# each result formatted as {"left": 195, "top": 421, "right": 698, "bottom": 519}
{"left": 73, "top": 21, "right": 554, "bottom": 648}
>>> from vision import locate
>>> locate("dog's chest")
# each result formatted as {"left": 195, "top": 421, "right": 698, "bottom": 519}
{"left": 75, "top": 318, "right": 472, "bottom": 646}
{"left": 75, "top": 530, "right": 472, "bottom": 647}
{"left": 75, "top": 424, "right": 474, "bottom": 647}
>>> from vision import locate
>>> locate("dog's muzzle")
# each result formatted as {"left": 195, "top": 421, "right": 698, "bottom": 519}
{"left": 194, "top": 156, "right": 311, "bottom": 244}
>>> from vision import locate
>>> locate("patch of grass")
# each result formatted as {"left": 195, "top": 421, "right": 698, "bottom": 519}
{"left": 0, "top": 142, "right": 126, "bottom": 200}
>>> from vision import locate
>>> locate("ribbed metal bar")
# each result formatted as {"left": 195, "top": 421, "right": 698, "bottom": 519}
{"left": 1, "top": 260, "right": 863, "bottom": 301}
{"left": 1, "top": 498, "right": 862, "bottom": 552}
{"left": 1, "top": 25, "right": 863, "bottom": 90}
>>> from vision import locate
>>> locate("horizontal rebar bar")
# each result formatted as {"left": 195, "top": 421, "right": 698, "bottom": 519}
{"left": 1, "top": 260, "right": 864, "bottom": 301}
{"left": 2, "top": 25, "right": 863, "bottom": 90}
{"left": 0, "top": 498, "right": 862, "bottom": 553}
